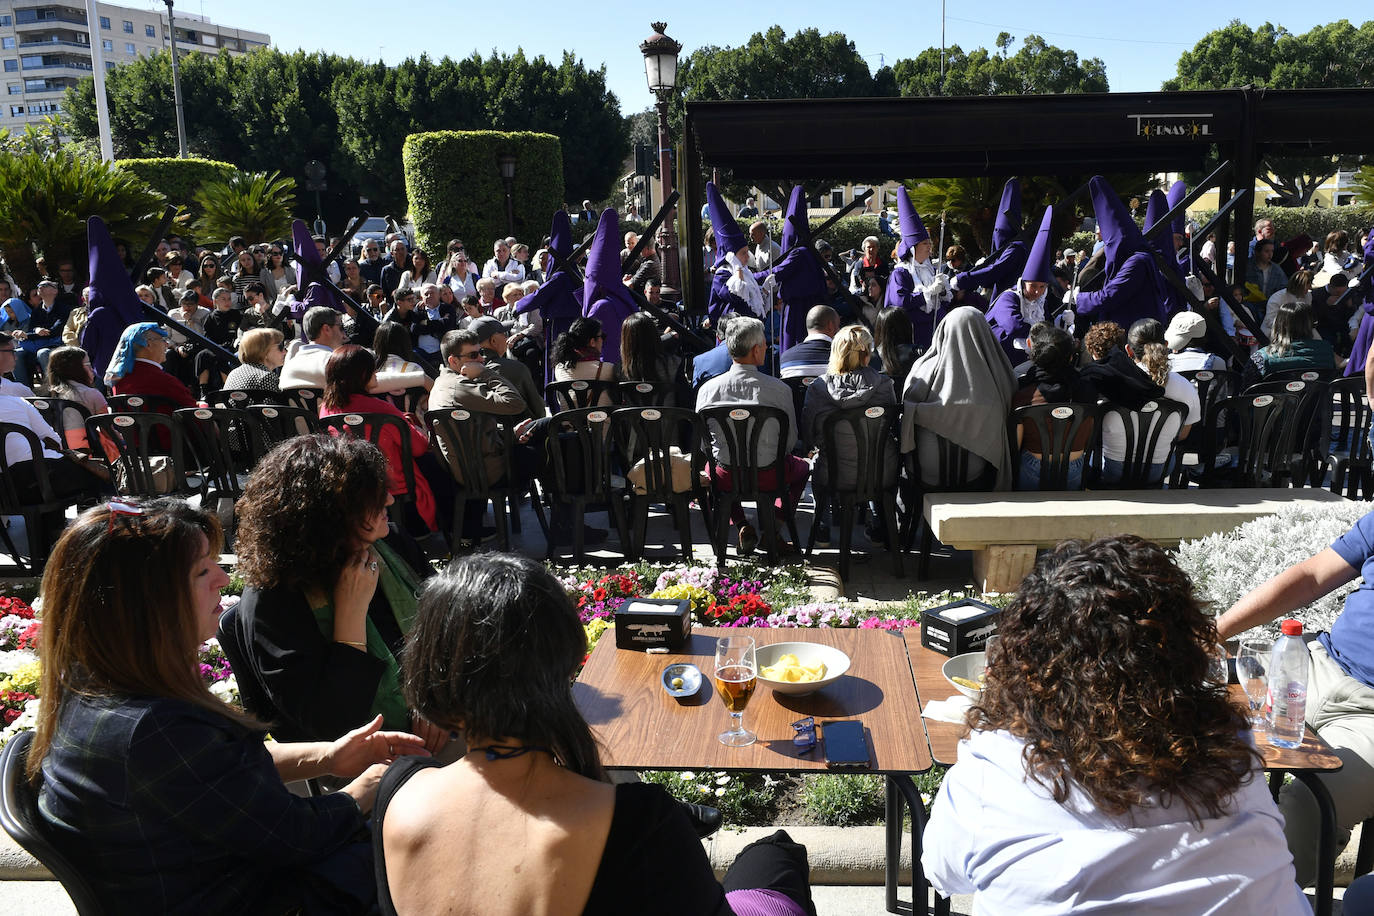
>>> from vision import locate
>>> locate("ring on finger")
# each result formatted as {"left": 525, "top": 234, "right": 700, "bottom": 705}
{"left": 369, "top": 561, "right": 379, "bottom": 572}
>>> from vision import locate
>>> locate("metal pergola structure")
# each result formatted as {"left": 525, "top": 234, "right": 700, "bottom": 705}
{"left": 676, "top": 87, "right": 1374, "bottom": 316}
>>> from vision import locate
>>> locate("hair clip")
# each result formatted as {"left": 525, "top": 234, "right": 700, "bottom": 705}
{"left": 106, "top": 500, "right": 144, "bottom": 532}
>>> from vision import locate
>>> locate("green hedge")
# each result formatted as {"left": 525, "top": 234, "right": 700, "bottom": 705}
{"left": 403, "top": 131, "right": 563, "bottom": 256}
{"left": 1188, "top": 205, "right": 1374, "bottom": 244}
{"left": 114, "top": 157, "right": 235, "bottom": 219}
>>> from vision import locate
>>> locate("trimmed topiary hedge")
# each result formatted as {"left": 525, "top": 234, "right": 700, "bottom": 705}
{"left": 403, "top": 131, "right": 563, "bottom": 256}
{"left": 114, "top": 157, "right": 235, "bottom": 218}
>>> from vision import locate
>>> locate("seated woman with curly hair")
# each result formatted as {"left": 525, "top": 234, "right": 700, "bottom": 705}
{"left": 229, "top": 434, "right": 448, "bottom": 753}
{"left": 922, "top": 535, "right": 1307, "bottom": 912}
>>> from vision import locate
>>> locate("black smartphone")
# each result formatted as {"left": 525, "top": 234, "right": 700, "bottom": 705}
{"left": 822, "top": 720, "right": 869, "bottom": 769}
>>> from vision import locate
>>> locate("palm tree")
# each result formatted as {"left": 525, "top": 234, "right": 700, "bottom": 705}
{"left": 1353, "top": 166, "right": 1374, "bottom": 209}
{"left": 193, "top": 171, "right": 297, "bottom": 246}
{"left": 0, "top": 132, "right": 167, "bottom": 290}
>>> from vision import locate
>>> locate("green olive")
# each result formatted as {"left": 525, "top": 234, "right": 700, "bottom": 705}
{"left": 671, "top": 677, "right": 685, "bottom": 689}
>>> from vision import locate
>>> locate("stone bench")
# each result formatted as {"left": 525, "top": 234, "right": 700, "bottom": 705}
{"left": 925, "top": 487, "right": 1349, "bottom": 593}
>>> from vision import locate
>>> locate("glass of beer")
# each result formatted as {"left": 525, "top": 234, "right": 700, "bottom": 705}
{"left": 714, "top": 635, "right": 758, "bottom": 747}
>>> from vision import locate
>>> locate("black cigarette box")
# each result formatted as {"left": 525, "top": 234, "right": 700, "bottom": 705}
{"left": 614, "top": 598, "right": 692, "bottom": 650}
{"left": 921, "top": 599, "right": 1000, "bottom": 657}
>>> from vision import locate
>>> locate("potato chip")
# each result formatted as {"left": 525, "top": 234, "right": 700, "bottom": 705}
{"left": 760, "top": 656, "right": 827, "bottom": 683}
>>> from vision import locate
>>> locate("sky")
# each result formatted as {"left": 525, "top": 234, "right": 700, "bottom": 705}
{"left": 136, "top": 0, "right": 1360, "bottom": 114}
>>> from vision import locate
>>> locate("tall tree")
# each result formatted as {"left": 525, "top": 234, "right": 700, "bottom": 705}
{"left": 674, "top": 26, "right": 894, "bottom": 203}
{"left": 65, "top": 47, "right": 628, "bottom": 228}
{"left": 1163, "top": 19, "right": 1374, "bottom": 205}
{"left": 892, "top": 32, "right": 1109, "bottom": 97}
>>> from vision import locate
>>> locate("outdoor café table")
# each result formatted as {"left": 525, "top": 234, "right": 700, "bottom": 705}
{"left": 573, "top": 626, "right": 935, "bottom": 915}
{"left": 902, "top": 631, "right": 1346, "bottom": 916}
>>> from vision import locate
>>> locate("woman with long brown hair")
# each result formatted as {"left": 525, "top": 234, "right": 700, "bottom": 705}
{"left": 29, "top": 498, "right": 425, "bottom": 914}
{"left": 923, "top": 535, "right": 1307, "bottom": 912}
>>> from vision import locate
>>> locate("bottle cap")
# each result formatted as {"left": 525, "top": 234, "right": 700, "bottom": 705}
{"left": 1280, "top": 619, "right": 1304, "bottom": 636}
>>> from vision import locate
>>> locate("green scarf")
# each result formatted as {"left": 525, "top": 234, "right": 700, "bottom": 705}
{"left": 308, "top": 539, "right": 423, "bottom": 730}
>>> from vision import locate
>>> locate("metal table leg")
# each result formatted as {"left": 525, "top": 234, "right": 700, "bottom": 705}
{"left": 884, "top": 775, "right": 949, "bottom": 916}
{"left": 1294, "top": 771, "right": 1338, "bottom": 916}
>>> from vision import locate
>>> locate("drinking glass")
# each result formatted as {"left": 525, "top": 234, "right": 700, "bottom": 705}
{"left": 714, "top": 636, "right": 758, "bottom": 747}
{"left": 1206, "top": 642, "right": 1230, "bottom": 686}
{"left": 1238, "top": 638, "right": 1274, "bottom": 731}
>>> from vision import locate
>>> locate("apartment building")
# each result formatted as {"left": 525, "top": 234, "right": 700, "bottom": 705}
{"left": 0, "top": 1, "right": 269, "bottom": 130}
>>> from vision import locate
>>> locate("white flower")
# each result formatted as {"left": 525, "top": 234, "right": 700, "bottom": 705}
{"left": 715, "top": 787, "right": 727, "bottom": 797}
{"left": 715, "top": 774, "right": 731, "bottom": 785}
{"left": 680, "top": 770, "right": 696, "bottom": 781}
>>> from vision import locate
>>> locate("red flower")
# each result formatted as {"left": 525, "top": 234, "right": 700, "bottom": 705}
{"left": 16, "top": 621, "right": 40, "bottom": 650}
{"left": 593, "top": 588, "right": 608, "bottom": 602}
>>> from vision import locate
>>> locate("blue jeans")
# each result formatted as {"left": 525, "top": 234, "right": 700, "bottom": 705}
{"left": 1018, "top": 451, "right": 1084, "bottom": 491}
{"left": 1099, "top": 457, "right": 1171, "bottom": 486}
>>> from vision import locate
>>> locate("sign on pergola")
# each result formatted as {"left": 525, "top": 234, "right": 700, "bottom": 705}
{"left": 677, "top": 87, "right": 1374, "bottom": 315}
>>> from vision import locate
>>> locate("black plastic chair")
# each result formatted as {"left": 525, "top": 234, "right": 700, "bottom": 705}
{"left": 541, "top": 406, "right": 621, "bottom": 564}
{"left": 1087, "top": 398, "right": 1188, "bottom": 489}
{"left": 24, "top": 397, "right": 92, "bottom": 451}
{"left": 105, "top": 393, "right": 183, "bottom": 416}
{"left": 1245, "top": 378, "right": 1331, "bottom": 486}
{"left": 546, "top": 378, "right": 622, "bottom": 413}
{"left": 86, "top": 412, "right": 189, "bottom": 498}
{"left": 899, "top": 432, "right": 999, "bottom": 580}
{"left": 1267, "top": 367, "right": 1337, "bottom": 385}
{"left": 379, "top": 386, "right": 429, "bottom": 415}
{"left": 319, "top": 412, "right": 420, "bottom": 526}
{"left": 804, "top": 405, "right": 903, "bottom": 581}
{"left": 0, "top": 731, "right": 109, "bottom": 914}
{"left": 207, "top": 388, "right": 285, "bottom": 409}
{"left": 280, "top": 386, "right": 324, "bottom": 414}
{"left": 1195, "top": 392, "right": 1302, "bottom": 488}
{"left": 1008, "top": 403, "right": 1099, "bottom": 491}
{"left": 607, "top": 406, "right": 712, "bottom": 562}
{"left": 426, "top": 407, "right": 548, "bottom": 551}
{"left": 618, "top": 379, "right": 673, "bottom": 407}
{"left": 1328, "top": 375, "right": 1373, "bottom": 499}
{"left": 0, "top": 423, "right": 75, "bottom": 573}
{"left": 244, "top": 403, "right": 320, "bottom": 455}
{"left": 784, "top": 377, "right": 819, "bottom": 445}
{"left": 699, "top": 404, "right": 805, "bottom": 567}
{"left": 1174, "top": 368, "right": 1240, "bottom": 483}
{"left": 174, "top": 407, "right": 260, "bottom": 502}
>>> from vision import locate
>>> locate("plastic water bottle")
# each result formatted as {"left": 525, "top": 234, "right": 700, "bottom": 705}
{"left": 1267, "top": 619, "right": 1309, "bottom": 749}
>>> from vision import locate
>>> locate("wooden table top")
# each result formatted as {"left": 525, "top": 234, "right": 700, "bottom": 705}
{"left": 573, "top": 627, "right": 933, "bottom": 774}
{"left": 902, "top": 630, "right": 1344, "bottom": 773}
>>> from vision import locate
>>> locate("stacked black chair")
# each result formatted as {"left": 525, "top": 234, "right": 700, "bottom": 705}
{"left": 85, "top": 412, "right": 188, "bottom": 498}
{"left": 1087, "top": 398, "right": 1188, "bottom": 489}
{"left": 607, "top": 406, "right": 712, "bottom": 562}
{"left": 0, "top": 423, "right": 74, "bottom": 573}
{"left": 1245, "top": 378, "right": 1331, "bottom": 486}
{"left": 804, "top": 404, "right": 903, "bottom": 580}
{"left": 699, "top": 404, "right": 804, "bottom": 568}
{"left": 426, "top": 407, "right": 548, "bottom": 551}
{"left": 1174, "top": 368, "right": 1241, "bottom": 484}
{"left": 546, "top": 379, "right": 622, "bottom": 413}
{"left": 1195, "top": 392, "right": 1302, "bottom": 488}
{"left": 900, "top": 433, "right": 999, "bottom": 580}
{"left": 1328, "top": 375, "right": 1373, "bottom": 499}
{"left": 174, "top": 407, "right": 261, "bottom": 506}
{"left": 1007, "top": 403, "right": 1100, "bottom": 491}
{"left": 541, "top": 406, "right": 620, "bottom": 564}
{"left": 280, "top": 386, "right": 324, "bottom": 415}
{"left": 0, "top": 732, "right": 108, "bottom": 913}
{"left": 318, "top": 412, "right": 419, "bottom": 526}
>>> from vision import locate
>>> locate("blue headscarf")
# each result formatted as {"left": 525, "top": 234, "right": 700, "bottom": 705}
{"left": 105, "top": 321, "right": 168, "bottom": 384}
{"left": 2, "top": 296, "right": 31, "bottom": 327}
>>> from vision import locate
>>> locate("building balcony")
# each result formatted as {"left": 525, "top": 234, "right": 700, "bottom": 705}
{"left": 23, "top": 84, "right": 70, "bottom": 94}
{"left": 20, "top": 61, "right": 92, "bottom": 74}
{"left": 12, "top": 12, "right": 88, "bottom": 29}
{"left": 18, "top": 38, "right": 92, "bottom": 51}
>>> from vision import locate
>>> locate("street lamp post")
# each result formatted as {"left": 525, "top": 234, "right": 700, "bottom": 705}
{"left": 163, "top": 0, "right": 188, "bottom": 157}
{"left": 640, "top": 21, "right": 682, "bottom": 295}
{"left": 498, "top": 154, "right": 517, "bottom": 239}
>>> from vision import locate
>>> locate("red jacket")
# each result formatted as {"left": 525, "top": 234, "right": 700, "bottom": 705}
{"left": 320, "top": 394, "right": 436, "bottom": 532}
{"left": 111, "top": 360, "right": 197, "bottom": 411}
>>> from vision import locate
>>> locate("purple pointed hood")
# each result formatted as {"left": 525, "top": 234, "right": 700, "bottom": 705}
{"left": 1364, "top": 223, "right": 1374, "bottom": 263}
{"left": 780, "top": 186, "right": 809, "bottom": 253}
{"left": 549, "top": 209, "right": 574, "bottom": 271}
{"left": 83, "top": 215, "right": 148, "bottom": 380}
{"left": 896, "top": 187, "right": 929, "bottom": 259}
{"left": 583, "top": 208, "right": 637, "bottom": 314}
{"left": 1090, "top": 177, "right": 1148, "bottom": 277}
{"left": 1167, "top": 180, "right": 1188, "bottom": 238}
{"left": 707, "top": 182, "right": 746, "bottom": 260}
{"left": 86, "top": 215, "right": 143, "bottom": 325}
{"left": 291, "top": 219, "right": 344, "bottom": 315}
{"left": 1143, "top": 189, "right": 1174, "bottom": 260}
{"left": 991, "top": 178, "right": 1021, "bottom": 251}
{"left": 1021, "top": 207, "right": 1055, "bottom": 285}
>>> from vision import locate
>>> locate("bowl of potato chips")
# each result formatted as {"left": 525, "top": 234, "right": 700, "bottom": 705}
{"left": 755, "top": 642, "right": 851, "bottom": 697}
{"left": 942, "top": 651, "right": 987, "bottom": 700}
